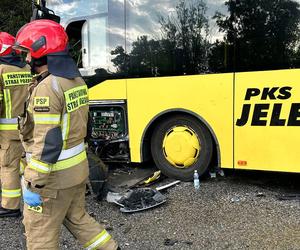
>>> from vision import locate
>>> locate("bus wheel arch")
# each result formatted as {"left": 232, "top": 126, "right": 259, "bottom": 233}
{"left": 141, "top": 110, "right": 220, "bottom": 181}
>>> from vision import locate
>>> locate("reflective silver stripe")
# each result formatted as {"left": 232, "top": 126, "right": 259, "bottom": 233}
{"left": 26, "top": 153, "right": 31, "bottom": 163}
{"left": 85, "top": 231, "right": 111, "bottom": 250}
{"left": 29, "top": 160, "right": 51, "bottom": 173}
{"left": 26, "top": 142, "right": 85, "bottom": 162}
{"left": 2, "top": 189, "right": 22, "bottom": 198}
{"left": 58, "top": 142, "right": 85, "bottom": 160}
{"left": 62, "top": 113, "right": 69, "bottom": 140}
{"left": 0, "top": 118, "right": 18, "bottom": 124}
{"left": 51, "top": 76, "right": 60, "bottom": 93}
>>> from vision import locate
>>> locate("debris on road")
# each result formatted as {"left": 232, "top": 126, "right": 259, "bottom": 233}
{"left": 106, "top": 179, "right": 180, "bottom": 213}
{"left": 164, "top": 238, "right": 193, "bottom": 247}
{"left": 105, "top": 163, "right": 180, "bottom": 213}
{"left": 1, "top": 170, "right": 299, "bottom": 249}
{"left": 230, "top": 196, "right": 241, "bottom": 203}
{"left": 256, "top": 192, "right": 266, "bottom": 197}
{"left": 155, "top": 180, "right": 181, "bottom": 191}
{"left": 107, "top": 188, "right": 166, "bottom": 213}
{"left": 107, "top": 164, "right": 159, "bottom": 192}
{"left": 119, "top": 188, "right": 166, "bottom": 213}
{"left": 143, "top": 170, "right": 161, "bottom": 185}
{"left": 164, "top": 238, "right": 178, "bottom": 246}
{"left": 276, "top": 193, "right": 300, "bottom": 201}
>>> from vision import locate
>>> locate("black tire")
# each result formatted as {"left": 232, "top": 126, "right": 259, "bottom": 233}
{"left": 151, "top": 114, "right": 213, "bottom": 181}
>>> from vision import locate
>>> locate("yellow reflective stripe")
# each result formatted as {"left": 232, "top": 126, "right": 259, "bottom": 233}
{"left": 29, "top": 159, "right": 51, "bottom": 174}
{"left": 52, "top": 150, "right": 86, "bottom": 171}
{"left": 62, "top": 113, "right": 71, "bottom": 149}
{"left": 3, "top": 89, "right": 11, "bottom": 118}
{"left": 20, "top": 160, "right": 25, "bottom": 175}
{"left": 0, "top": 124, "right": 18, "bottom": 130}
{"left": 84, "top": 230, "right": 112, "bottom": 250}
{"left": 33, "top": 114, "right": 61, "bottom": 125}
{"left": 2, "top": 188, "right": 22, "bottom": 198}
{"left": 26, "top": 143, "right": 85, "bottom": 162}
{"left": 28, "top": 151, "right": 86, "bottom": 174}
{"left": 2, "top": 72, "right": 32, "bottom": 87}
{"left": 27, "top": 104, "right": 33, "bottom": 113}
{"left": 28, "top": 147, "right": 86, "bottom": 174}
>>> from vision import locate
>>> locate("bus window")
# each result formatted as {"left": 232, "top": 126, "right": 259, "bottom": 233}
{"left": 66, "top": 20, "right": 85, "bottom": 69}
{"left": 215, "top": 0, "right": 300, "bottom": 72}
{"left": 47, "top": 0, "right": 126, "bottom": 85}
{"left": 124, "top": 0, "right": 230, "bottom": 78}
{"left": 82, "top": 17, "right": 108, "bottom": 70}
{"left": 47, "top": 0, "right": 108, "bottom": 25}
{"left": 64, "top": 16, "right": 108, "bottom": 77}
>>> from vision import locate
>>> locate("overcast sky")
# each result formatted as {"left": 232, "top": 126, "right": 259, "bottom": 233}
{"left": 47, "top": 0, "right": 228, "bottom": 42}
{"left": 47, "top": 0, "right": 228, "bottom": 70}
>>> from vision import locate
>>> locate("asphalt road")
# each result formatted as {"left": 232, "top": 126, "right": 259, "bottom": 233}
{"left": 0, "top": 170, "right": 299, "bottom": 250}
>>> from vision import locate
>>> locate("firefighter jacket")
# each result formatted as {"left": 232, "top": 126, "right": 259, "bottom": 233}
{"left": 20, "top": 71, "right": 89, "bottom": 191}
{"left": 0, "top": 64, "right": 31, "bottom": 140}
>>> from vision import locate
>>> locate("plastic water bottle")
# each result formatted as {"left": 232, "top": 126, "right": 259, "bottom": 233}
{"left": 193, "top": 170, "right": 200, "bottom": 190}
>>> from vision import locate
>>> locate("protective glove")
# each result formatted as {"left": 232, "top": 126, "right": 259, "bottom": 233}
{"left": 21, "top": 176, "right": 43, "bottom": 206}
{"left": 22, "top": 185, "right": 42, "bottom": 207}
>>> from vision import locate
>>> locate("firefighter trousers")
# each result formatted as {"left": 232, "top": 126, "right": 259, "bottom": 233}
{"left": 23, "top": 182, "right": 118, "bottom": 250}
{"left": 0, "top": 140, "right": 23, "bottom": 209}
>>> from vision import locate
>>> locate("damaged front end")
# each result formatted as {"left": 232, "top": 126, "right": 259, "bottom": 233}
{"left": 88, "top": 100, "right": 130, "bottom": 163}
{"left": 87, "top": 100, "right": 130, "bottom": 200}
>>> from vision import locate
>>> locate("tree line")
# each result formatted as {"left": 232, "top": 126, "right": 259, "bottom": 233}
{"left": 0, "top": 0, "right": 31, "bottom": 36}
{"left": 111, "top": 0, "right": 300, "bottom": 76}
{"left": 2, "top": 0, "right": 300, "bottom": 76}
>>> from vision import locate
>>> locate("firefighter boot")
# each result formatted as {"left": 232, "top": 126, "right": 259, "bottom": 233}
{"left": 0, "top": 206, "right": 21, "bottom": 217}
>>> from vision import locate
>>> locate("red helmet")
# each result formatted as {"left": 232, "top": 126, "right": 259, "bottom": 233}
{"left": 15, "top": 19, "right": 68, "bottom": 59}
{"left": 0, "top": 32, "right": 16, "bottom": 56}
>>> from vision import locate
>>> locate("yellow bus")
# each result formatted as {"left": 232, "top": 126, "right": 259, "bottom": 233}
{"left": 46, "top": 0, "right": 300, "bottom": 180}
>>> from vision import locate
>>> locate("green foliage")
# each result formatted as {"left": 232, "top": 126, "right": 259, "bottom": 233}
{"left": 112, "top": 0, "right": 210, "bottom": 76}
{"left": 0, "top": 0, "right": 31, "bottom": 36}
{"left": 159, "top": 0, "right": 210, "bottom": 74}
{"left": 111, "top": 0, "right": 300, "bottom": 75}
{"left": 111, "top": 46, "right": 130, "bottom": 73}
{"left": 212, "top": 0, "right": 300, "bottom": 71}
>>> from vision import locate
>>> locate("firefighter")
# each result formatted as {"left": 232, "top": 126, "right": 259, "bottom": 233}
{"left": 0, "top": 32, "right": 31, "bottom": 217}
{"left": 14, "top": 20, "right": 119, "bottom": 250}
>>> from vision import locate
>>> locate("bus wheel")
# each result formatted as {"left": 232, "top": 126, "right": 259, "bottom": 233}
{"left": 151, "top": 114, "right": 213, "bottom": 181}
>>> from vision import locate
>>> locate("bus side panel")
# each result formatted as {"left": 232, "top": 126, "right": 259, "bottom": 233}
{"left": 89, "top": 79, "right": 127, "bottom": 100}
{"left": 126, "top": 74, "right": 234, "bottom": 169}
{"left": 235, "top": 69, "right": 300, "bottom": 173}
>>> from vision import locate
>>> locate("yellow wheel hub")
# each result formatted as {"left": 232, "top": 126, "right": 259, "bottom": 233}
{"left": 162, "top": 126, "right": 200, "bottom": 168}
